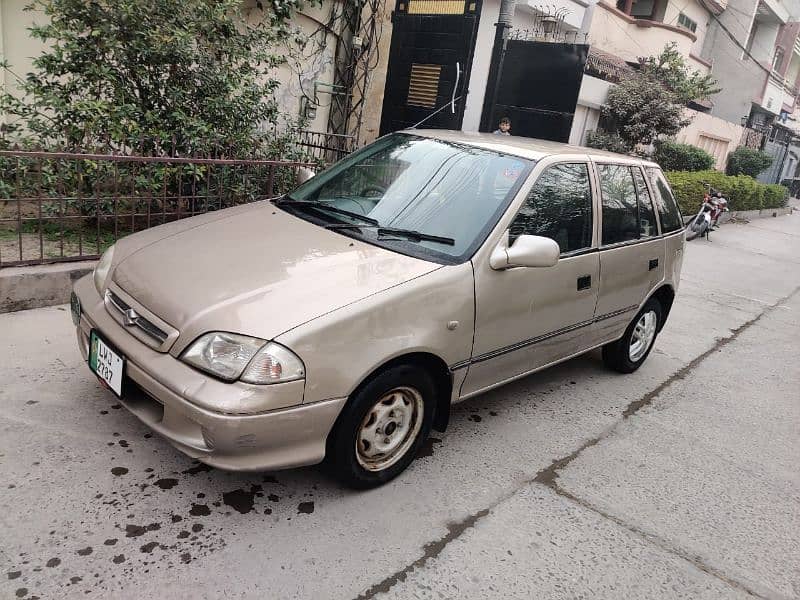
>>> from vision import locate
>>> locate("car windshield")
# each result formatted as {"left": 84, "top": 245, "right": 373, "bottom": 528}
{"left": 282, "top": 133, "right": 534, "bottom": 263}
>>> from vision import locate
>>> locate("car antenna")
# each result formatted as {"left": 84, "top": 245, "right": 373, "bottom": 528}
{"left": 410, "top": 94, "right": 464, "bottom": 129}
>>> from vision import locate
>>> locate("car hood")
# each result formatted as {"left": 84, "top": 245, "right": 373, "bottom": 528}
{"left": 111, "top": 201, "right": 441, "bottom": 351}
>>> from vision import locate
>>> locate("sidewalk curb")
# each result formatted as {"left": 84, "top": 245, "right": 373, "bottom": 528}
{"left": 684, "top": 205, "right": 794, "bottom": 225}
{"left": 722, "top": 206, "right": 794, "bottom": 223}
{"left": 0, "top": 261, "right": 96, "bottom": 314}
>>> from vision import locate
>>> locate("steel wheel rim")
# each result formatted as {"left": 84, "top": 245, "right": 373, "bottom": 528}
{"left": 356, "top": 386, "right": 424, "bottom": 472}
{"left": 629, "top": 310, "right": 657, "bottom": 362}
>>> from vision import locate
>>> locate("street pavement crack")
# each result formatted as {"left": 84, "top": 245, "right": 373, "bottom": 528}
{"left": 352, "top": 285, "right": 799, "bottom": 600}
{"left": 354, "top": 508, "right": 491, "bottom": 600}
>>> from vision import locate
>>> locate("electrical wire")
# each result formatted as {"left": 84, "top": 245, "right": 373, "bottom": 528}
{"left": 706, "top": 10, "right": 774, "bottom": 75}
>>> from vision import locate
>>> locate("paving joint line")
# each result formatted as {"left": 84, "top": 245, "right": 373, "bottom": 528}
{"left": 351, "top": 285, "right": 800, "bottom": 600}
{"left": 532, "top": 285, "right": 800, "bottom": 600}
{"left": 544, "top": 482, "right": 772, "bottom": 599}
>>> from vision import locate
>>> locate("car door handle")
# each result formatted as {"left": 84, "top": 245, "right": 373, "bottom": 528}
{"left": 649, "top": 258, "right": 659, "bottom": 271}
{"left": 577, "top": 275, "right": 591, "bottom": 291}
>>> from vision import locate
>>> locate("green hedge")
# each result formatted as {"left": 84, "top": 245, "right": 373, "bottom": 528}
{"left": 725, "top": 147, "right": 773, "bottom": 177}
{"left": 653, "top": 141, "right": 715, "bottom": 172}
{"left": 665, "top": 170, "right": 788, "bottom": 214}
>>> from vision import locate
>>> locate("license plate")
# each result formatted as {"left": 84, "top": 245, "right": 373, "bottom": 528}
{"left": 89, "top": 330, "right": 125, "bottom": 397}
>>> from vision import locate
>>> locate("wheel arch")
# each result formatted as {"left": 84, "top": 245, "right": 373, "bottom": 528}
{"left": 647, "top": 284, "right": 675, "bottom": 332}
{"left": 334, "top": 352, "right": 453, "bottom": 437}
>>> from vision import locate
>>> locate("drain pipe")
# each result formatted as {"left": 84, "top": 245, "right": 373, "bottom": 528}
{"left": 497, "top": 0, "right": 516, "bottom": 27}
{"left": 479, "top": 0, "right": 516, "bottom": 131}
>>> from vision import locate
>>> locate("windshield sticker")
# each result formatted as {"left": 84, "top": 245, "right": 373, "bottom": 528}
{"left": 503, "top": 162, "right": 525, "bottom": 179}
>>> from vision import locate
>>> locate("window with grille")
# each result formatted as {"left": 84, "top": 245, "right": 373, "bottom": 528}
{"left": 677, "top": 13, "right": 697, "bottom": 33}
{"left": 407, "top": 64, "right": 441, "bottom": 108}
{"left": 406, "top": 0, "right": 466, "bottom": 13}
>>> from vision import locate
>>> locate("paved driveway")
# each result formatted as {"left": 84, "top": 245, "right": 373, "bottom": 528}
{"left": 1, "top": 212, "right": 799, "bottom": 600}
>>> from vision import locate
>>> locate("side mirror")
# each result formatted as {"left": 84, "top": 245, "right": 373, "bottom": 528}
{"left": 490, "top": 234, "right": 560, "bottom": 270}
{"left": 296, "top": 167, "right": 316, "bottom": 185}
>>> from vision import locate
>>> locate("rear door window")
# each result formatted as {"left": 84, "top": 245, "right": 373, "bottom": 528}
{"left": 598, "top": 164, "right": 639, "bottom": 245}
{"left": 646, "top": 167, "right": 684, "bottom": 233}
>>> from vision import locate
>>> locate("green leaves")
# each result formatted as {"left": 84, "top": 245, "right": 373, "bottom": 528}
{"left": 665, "top": 170, "right": 788, "bottom": 213}
{"left": 725, "top": 147, "right": 774, "bottom": 178}
{"left": 589, "top": 44, "right": 721, "bottom": 154}
{"left": 653, "top": 140, "right": 715, "bottom": 172}
{"left": 3, "top": 0, "right": 310, "bottom": 156}
{"left": 585, "top": 131, "right": 629, "bottom": 154}
{"left": 638, "top": 43, "right": 720, "bottom": 104}
{"left": 596, "top": 73, "right": 690, "bottom": 151}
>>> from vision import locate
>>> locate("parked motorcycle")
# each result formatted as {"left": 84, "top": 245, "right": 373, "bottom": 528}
{"left": 685, "top": 183, "right": 729, "bottom": 241}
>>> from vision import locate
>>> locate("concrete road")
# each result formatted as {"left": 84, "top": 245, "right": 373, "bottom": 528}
{"left": 1, "top": 212, "right": 799, "bottom": 600}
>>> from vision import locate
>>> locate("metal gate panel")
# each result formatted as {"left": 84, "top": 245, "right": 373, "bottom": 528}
{"left": 483, "top": 40, "right": 588, "bottom": 142}
{"left": 379, "top": 1, "right": 481, "bottom": 135}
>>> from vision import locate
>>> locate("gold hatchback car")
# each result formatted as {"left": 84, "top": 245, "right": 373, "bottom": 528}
{"left": 71, "top": 130, "right": 685, "bottom": 488}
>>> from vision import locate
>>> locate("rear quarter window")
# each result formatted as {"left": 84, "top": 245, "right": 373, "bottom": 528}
{"left": 645, "top": 167, "right": 683, "bottom": 233}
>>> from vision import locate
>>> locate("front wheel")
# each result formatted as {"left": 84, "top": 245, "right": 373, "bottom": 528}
{"left": 326, "top": 365, "right": 435, "bottom": 489}
{"left": 685, "top": 215, "right": 708, "bottom": 241}
{"left": 602, "top": 298, "right": 662, "bottom": 373}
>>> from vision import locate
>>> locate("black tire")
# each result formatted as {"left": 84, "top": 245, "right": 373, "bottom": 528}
{"left": 602, "top": 298, "right": 663, "bottom": 374}
{"left": 685, "top": 216, "right": 707, "bottom": 241}
{"left": 326, "top": 364, "right": 435, "bottom": 489}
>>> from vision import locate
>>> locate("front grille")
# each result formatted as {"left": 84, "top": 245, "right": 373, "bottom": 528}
{"left": 105, "top": 290, "right": 169, "bottom": 345}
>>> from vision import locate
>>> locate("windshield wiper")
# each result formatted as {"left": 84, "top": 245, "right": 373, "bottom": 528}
{"left": 378, "top": 227, "right": 455, "bottom": 246}
{"left": 327, "top": 223, "right": 455, "bottom": 246}
{"left": 274, "top": 198, "right": 379, "bottom": 226}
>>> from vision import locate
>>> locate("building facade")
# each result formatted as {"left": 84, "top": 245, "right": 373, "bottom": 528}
{"left": 569, "top": 0, "right": 751, "bottom": 165}
{"left": 3, "top": 0, "right": 800, "bottom": 182}
{"left": 698, "top": 0, "right": 800, "bottom": 181}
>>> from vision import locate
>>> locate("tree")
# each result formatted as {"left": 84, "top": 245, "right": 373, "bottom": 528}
{"left": 585, "top": 130, "right": 629, "bottom": 154}
{"left": 588, "top": 73, "right": 691, "bottom": 153}
{"left": 0, "top": 0, "right": 312, "bottom": 156}
{"left": 638, "top": 43, "right": 720, "bottom": 104}
{"left": 587, "top": 44, "right": 719, "bottom": 154}
{"left": 726, "top": 147, "right": 773, "bottom": 178}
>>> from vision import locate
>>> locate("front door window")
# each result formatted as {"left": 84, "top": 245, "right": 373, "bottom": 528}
{"left": 509, "top": 162, "right": 593, "bottom": 254}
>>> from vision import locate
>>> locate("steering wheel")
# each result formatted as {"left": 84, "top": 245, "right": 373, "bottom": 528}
{"left": 359, "top": 185, "right": 386, "bottom": 198}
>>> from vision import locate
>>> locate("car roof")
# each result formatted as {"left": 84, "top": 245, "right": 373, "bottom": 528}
{"left": 405, "top": 129, "right": 660, "bottom": 167}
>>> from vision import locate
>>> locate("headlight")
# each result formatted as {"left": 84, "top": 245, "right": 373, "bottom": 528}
{"left": 181, "top": 332, "right": 305, "bottom": 384}
{"left": 93, "top": 245, "right": 115, "bottom": 293}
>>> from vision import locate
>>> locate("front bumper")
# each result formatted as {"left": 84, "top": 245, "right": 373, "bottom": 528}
{"left": 72, "top": 274, "right": 346, "bottom": 471}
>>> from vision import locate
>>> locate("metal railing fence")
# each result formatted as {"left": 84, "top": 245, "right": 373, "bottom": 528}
{"left": 0, "top": 148, "right": 316, "bottom": 267}
{"left": 296, "top": 130, "right": 357, "bottom": 164}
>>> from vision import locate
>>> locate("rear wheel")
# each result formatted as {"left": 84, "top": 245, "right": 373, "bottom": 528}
{"left": 326, "top": 365, "right": 435, "bottom": 489}
{"left": 602, "top": 298, "right": 662, "bottom": 373}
